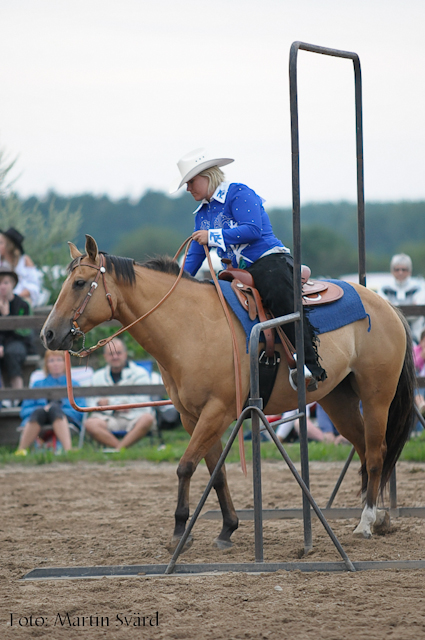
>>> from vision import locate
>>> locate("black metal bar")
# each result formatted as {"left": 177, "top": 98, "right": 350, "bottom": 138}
{"left": 202, "top": 505, "right": 425, "bottom": 521}
{"left": 289, "top": 41, "right": 312, "bottom": 554}
{"left": 254, "top": 407, "right": 355, "bottom": 572}
{"left": 22, "top": 559, "right": 425, "bottom": 581}
{"left": 165, "top": 407, "right": 253, "bottom": 575}
{"left": 289, "top": 41, "right": 366, "bottom": 523}
{"left": 326, "top": 447, "right": 357, "bottom": 509}
{"left": 251, "top": 404, "right": 264, "bottom": 562}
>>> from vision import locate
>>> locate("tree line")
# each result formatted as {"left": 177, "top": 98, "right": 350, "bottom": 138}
{"left": 21, "top": 190, "right": 425, "bottom": 279}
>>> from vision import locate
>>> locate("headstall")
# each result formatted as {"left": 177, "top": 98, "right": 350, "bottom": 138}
{"left": 69, "top": 253, "right": 114, "bottom": 355}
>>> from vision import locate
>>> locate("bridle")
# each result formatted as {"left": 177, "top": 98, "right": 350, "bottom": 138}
{"left": 64, "top": 238, "right": 247, "bottom": 474}
{"left": 67, "top": 240, "right": 193, "bottom": 358}
{"left": 69, "top": 253, "right": 115, "bottom": 355}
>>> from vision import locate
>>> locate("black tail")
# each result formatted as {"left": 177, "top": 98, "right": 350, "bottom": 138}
{"left": 380, "top": 307, "right": 417, "bottom": 490}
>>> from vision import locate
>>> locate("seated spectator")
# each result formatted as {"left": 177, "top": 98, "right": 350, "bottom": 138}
{"left": 316, "top": 404, "right": 350, "bottom": 445}
{"left": 15, "top": 350, "right": 86, "bottom": 455}
{"left": 0, "top": 227, "right": 44, "bottom": 307}
{"left": 414, "top": 329, "right": 425, "bottom": 373}
{"left": 84, "top": 339, "right": 155, "bottom": 451}
{"left": 413, "top": 330, "right": 425, "bottom": 431}
{"left": 377, "top": 253, "right": 425, "bottom": 343}
{"left": 273, "top": 405, "right": 327, "bottom": 443}
{"left": 0, "top": 267, "right": 34, "bottom": 390}
{"left": 244, "top": 405, "right": 325, "bottom": 443}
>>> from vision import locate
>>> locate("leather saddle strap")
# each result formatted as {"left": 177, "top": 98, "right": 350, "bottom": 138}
{"left": 273, "top": 321, "right": 296, "bottom": 369}
{"left": 231, "top": 280, "right": 275, "bottom": 358}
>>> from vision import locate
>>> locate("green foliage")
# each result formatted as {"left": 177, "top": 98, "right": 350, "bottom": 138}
{"left": 3, "top": 430, "right": 425, "bottom": 466}
{"left": 24, "top": 190, "right": 194, "bottom": 257}
{"left": 114, "top": 226, "right": 185, "bottom": 262}
{"left": 300, "top": 225, "right": 358, "bottom": 278}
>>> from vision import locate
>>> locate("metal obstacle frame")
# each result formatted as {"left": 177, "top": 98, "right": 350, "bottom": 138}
{"left": 22, "top": 41, "right": 425, "bottom": 582}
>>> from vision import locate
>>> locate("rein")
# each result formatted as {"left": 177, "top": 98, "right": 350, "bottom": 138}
{"left": 64, "top": 237, "right": 247, "bottom": 474}
{"left": 68, "top": 238, "right": 193, "bottom": 358}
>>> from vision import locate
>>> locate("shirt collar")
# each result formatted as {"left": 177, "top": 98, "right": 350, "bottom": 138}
{"left": 192, "top": 182, "right": 231, "bottom": 214}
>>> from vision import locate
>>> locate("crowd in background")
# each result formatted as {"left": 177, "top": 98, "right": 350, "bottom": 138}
{"left": 0, "top": 232, "right": 423, "bottom": 453}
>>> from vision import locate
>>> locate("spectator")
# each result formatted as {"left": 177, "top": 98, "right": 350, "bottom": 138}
{"left": 15, "top": 350, "right": 85, "bottom": 455}
{"left": 0, "top": 227, "right": 44, "bottom": 307}
{"left": 245, "top": 405, "right": 326, "bottom": 443}
{"left": 377, "top": 253, "right": 425, "bottom": 343}
{"left": 413, "top": 330, "right": 425, "bottom": 432}
{"left": 0, "top": 267, "right": 34, "bottom": 390}
{"left": 316, "top": 404, "right": 350, "bottom": 445}
{"left": 414, "top": 329, "right": 425, "bottom": 373}
{"left": 84, "top": 339, "right": 155, "bottom": 451}
{"left": 273, "top": 405, "right": 327, "bottom": 443}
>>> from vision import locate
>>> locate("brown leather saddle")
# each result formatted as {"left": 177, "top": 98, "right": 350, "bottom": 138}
{"left": 218, "top": 261, "right": 344, "bottom": 363}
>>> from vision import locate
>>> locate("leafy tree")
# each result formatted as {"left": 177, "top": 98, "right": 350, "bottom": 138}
{"left": 113, "top": 226, "right": 186, "bottom": 262}
{"left": 0, "top": 148, "right": 82, "bottom": 303}
{"left": 300, "top": 225, "right": 359, "bottom": 278}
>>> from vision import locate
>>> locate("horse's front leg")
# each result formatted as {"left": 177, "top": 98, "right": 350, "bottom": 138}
{"left": 204, "top": 439, "right": 239, "bottom": 550}
{"left": 168, "top": 402, "right": 237, "bottom": 553}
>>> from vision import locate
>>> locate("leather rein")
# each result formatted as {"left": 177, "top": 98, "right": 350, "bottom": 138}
{"left": 67, "top": 240, "right": 193, "bottom": 358}
{"left": 64, "top": 239, "right": 247, "bottom": 474}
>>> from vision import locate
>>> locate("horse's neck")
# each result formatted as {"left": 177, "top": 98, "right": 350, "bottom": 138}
{"left": 114, "top": 269, "right": 214, "bottom": 367}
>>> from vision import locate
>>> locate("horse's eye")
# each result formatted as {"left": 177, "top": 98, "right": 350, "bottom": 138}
{"left": 73, "top": 279, "right": 86, "bottom": 289}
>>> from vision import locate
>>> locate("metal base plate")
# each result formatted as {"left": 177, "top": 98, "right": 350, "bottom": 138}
{"left": 201, "top": 507, "right": 425, "bottom": 520}
{"left": 22, "top": 559, "right": 425, "bottom": 581}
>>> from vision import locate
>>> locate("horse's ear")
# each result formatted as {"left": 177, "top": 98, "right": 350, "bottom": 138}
{"left": 68, "top": 242, "right": 82, "bottom": 260}
{"left": 85, "top": 235, "right": 99, "bottom": 262}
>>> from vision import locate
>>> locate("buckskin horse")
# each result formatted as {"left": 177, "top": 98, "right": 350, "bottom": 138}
{"left": 41, "top": 235, "right": 416, "bottom": 550}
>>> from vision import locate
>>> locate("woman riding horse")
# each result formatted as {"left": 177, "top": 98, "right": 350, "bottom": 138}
{"left": 170, "top": 148, "right": 326, "bottom": 391}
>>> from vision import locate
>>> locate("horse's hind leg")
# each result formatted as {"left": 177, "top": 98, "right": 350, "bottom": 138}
{"left": 352, "top": 399, "right": 389, "bottom": 538}
{"left": 204, "top": 440, "right": 239, "bottom": 549}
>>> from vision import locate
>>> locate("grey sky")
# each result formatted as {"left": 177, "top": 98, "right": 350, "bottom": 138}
{"left": 1, "top": 0, "right": 424, "bottom": 206}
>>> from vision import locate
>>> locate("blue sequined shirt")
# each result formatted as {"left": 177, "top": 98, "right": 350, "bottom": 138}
{"left": 184, "top": 182, "right": 289, "bottom": 276}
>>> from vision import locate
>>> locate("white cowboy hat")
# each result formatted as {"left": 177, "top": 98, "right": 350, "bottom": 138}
{"left": 170, "top": 148, "right": 234, "bottom": 193}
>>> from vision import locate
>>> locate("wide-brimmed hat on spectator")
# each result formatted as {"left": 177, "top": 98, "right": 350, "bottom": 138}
{"left": 0, "top": 227, "right": 25, "bottom": 254}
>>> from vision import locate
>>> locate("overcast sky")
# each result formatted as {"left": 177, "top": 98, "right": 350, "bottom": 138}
{"left": 1, "top": 0, "right": 424, "bottom": 207}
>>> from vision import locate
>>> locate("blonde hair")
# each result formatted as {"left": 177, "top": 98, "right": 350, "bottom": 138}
{"left": 43, "top": 350, "right": 65, "bottom": 374}
{"left": 199, "top": 166, "right": 225, "bottom": 195}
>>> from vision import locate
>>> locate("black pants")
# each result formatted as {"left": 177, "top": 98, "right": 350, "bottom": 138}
{"left": 246, "top": 253, "right": 326, "bottom": 381}
{"left": 29, "top": 402, "right": 66, "bottom": 426}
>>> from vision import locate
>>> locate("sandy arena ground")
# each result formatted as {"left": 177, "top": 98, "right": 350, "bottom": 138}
{"left": 1, "top": 459, "right": 425, "bottom": 639}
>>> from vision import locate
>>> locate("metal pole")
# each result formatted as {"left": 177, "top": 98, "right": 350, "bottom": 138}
{"left": 289, "top": 41, "right": 366, "bottom": 535}
{"left": 289, "top": 42, "right": 312, "bottom": 554}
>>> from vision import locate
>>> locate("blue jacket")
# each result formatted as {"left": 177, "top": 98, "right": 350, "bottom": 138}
{"left": 20, "top": 374, "right": 86, "bottom": 428}
{"left": 184, "top": 182, "right": 289, "bottom": 276}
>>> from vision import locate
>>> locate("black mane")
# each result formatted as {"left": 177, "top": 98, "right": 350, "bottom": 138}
{"left": 67, "top": 252, "right": 136, "bottom": 285}
{"left": 140, "top": 255, "right": 194, "bottom": 279}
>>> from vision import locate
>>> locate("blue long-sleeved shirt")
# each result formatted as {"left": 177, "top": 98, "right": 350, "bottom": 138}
{"left": 20, "top": 374, "right": 86, "bottom": 428}
{"left": 184, "top": 182, "right": 289, "bottom": 276}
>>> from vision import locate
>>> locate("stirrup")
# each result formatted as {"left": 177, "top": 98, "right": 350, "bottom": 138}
{"left": 288, "top": 355, "right": 318, "bottom": 392}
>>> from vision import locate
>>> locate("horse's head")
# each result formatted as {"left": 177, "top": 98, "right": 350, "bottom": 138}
{"left": 41, "top": 235, "right": 119, "bottom": 351}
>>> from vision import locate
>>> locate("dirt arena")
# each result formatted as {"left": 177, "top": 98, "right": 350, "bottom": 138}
{"left": 1, "top": 459, "right": 425, "bottom": 639}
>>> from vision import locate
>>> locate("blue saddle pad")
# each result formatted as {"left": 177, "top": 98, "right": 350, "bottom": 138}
{"left": 217, "top": 279, "right": 369, "bottom": 351}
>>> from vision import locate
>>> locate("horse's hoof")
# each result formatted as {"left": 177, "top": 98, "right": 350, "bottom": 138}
{"left": 352, "top": 525, "right": 372, "bottom": 539}
{"left": 167, "top": 534, "right": 194, "bottom": 554}
{"left": 214, "top": 537, "right": 233, "bottom": 551}
{"left": 373, "top": 510, "right": 391, "bottom": 535}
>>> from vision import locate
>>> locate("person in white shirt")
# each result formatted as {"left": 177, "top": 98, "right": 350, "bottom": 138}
{"left": 378, "top": 253, "right": 425, "bottom": 343}
{"left": 84, "top": 339, "right": 155, "bottom": 451}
